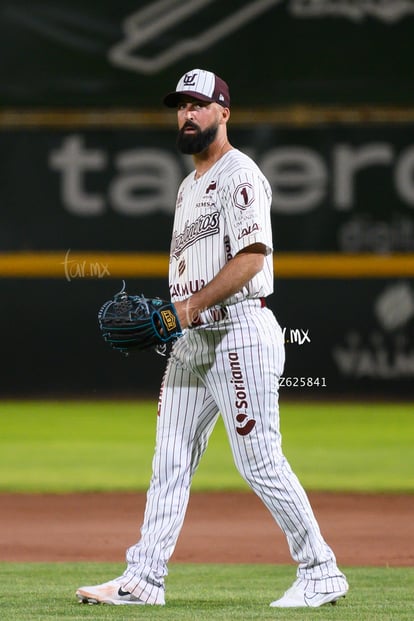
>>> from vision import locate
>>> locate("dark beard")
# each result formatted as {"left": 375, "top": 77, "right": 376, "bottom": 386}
{"left": 176, "top": 122, "right": 219, "bottom": 154}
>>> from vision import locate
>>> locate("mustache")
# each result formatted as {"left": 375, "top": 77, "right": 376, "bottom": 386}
{"left": 181, "top": 121, "right": 200, "bottom": 131}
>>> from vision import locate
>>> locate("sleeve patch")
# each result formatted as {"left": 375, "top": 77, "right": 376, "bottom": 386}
{"left": 233, "top": 182, "right": 255, "bottom": 210}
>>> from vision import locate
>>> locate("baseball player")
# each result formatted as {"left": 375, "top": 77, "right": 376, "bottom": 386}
{"left": 76, "top": 69, "right": 348, "bottom": 608}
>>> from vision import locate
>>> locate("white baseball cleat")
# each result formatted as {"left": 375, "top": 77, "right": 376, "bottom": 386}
{"left": 76, "top": 577, "right": 164, "bottom": 606}
{"left": 270, "top": 578, "right": 348, "bottom": 608}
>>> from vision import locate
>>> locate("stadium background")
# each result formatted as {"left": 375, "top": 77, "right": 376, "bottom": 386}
{"left": 1, "top": 4, "right": 414, "bottom": 618}
{"left": 1, "top": 0, "right": 414, "bottom": 399}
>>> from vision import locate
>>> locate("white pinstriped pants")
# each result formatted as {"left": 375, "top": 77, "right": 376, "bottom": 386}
{"left": 122, "top": 301, "right": 346, "bottom": 604}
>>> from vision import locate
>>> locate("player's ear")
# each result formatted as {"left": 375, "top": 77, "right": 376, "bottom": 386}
{"left": 221, "top": 106, "right": 230, "bottom": 123}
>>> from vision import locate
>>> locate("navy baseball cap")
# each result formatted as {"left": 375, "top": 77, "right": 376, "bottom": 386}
{"left": 163, "top": 69, "right": 230, "bottom": 108}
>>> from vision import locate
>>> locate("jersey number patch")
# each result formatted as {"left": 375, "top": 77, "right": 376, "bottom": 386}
{"left": 233, "top": 183, "right": 254, "bottom": 210}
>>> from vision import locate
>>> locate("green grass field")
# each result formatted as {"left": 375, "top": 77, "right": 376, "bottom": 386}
{"left": 0, "top": 400, "right": 413, "bottom": 620}
{"left": 0, "top": 400, "right": 413, "bottom": 492}
{"left": 0, "top": 563, "right": 413, "bottom": 621}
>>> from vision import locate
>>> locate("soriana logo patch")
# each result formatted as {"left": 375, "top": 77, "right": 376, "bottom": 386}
{"left": 228, "top": 352, "right": 256, "bottom": 436}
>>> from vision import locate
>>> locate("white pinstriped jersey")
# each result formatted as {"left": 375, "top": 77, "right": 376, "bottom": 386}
{"left": 169, "top": 149, "right": 274, "bottom": 305}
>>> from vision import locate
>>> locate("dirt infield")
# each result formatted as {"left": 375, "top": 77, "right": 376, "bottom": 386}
{"left": 1, "top": 492, "right": 413, "bottom": 566}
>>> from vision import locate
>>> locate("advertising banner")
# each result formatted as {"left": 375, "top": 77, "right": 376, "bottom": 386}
{"left": 0, "top": 277, "right": 412, "bottom": 397}
{"left": 1, "top": 0, "right": 413, "bottom": 106}
{"left": 275, "top": 278, "right": 414, "bottom": 397}
{"left": 1, "top": 122, "right": 414, "bottom": 253}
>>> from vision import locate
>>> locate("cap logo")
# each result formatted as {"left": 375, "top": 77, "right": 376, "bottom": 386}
{"left": 183, "top": 72, "right": 197, "bottom": 86}
{"left": 163, "top": 69, "right": 229, "bottom": 108}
